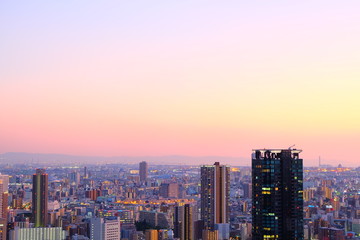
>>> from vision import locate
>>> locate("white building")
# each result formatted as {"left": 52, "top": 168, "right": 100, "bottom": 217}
{"left": 9, "top": 227, "right": 66, "bottom": 240}
{"left": 90, "top": 217, "right": 121, "bottom": 240}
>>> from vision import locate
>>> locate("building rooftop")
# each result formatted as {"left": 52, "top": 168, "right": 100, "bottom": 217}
{"left": 252, "top": 149, "right": 302, "bottom": 153}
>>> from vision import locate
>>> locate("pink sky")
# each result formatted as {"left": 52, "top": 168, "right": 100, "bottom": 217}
{"left": 1, "top": 1, "right": 360, "bottom": 166}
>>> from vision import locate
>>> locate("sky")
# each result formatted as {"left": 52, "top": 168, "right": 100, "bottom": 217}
{"left": 1, "top": 1, "right": 360, "bottom": 166}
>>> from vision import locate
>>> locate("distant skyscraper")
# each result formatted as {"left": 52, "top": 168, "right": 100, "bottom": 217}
{"left": 69, "top": 171, "right": 80, "bottom": 186}
{"left": 32, "top": 169, "right": 48, "bottom": 227}
{"left": 252, "top": 149, "right": 304, "bottom": 240}
{"left": 139, "top": 161, "right": 148, "bottom": 182}
{"left": 174, "top": 204, "right": 193, "bottom": 240}
{"left": 84, "top": 166, "right": 88, "bottom": 178}
{"left": 201, "top": 162, "right": 230, "bottom": 230}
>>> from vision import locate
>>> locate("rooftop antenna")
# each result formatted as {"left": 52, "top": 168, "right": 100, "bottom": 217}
{"left": 288, "top": 144, "right": 295, "bottom": 150}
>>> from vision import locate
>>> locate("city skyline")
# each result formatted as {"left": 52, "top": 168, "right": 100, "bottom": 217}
{"left": 1, "top": 155, "right": 359, "bottom": 239}
{"left": 1, "top": 1, "right": 360, "bottom": 167}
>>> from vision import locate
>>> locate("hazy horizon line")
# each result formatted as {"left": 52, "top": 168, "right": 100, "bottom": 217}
{"left": 0, "top": 152, "right": 356, "bottom": 168}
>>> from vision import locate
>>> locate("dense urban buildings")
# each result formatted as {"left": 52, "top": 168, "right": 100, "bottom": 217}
{"left": 0, "top": 154, "right": 358, "bottom": 240}
{"left": 252, "top": 149, "right": 304, "bottom": 240}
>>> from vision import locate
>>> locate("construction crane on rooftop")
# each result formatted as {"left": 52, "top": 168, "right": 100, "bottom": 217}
{"left": 288, "top": 144, "right": 296, "bottom": 150}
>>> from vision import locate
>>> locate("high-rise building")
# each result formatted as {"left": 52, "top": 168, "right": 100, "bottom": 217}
{"left": 0, "top": 179, "right": 7, "bottom": 240}
{"left": 0, "top": 174, "right": 9, "bottom": 237}
{"left": 201, "top": 162, "right": 230, "bottom": 230}
{"left": 252, "top": 149, "right": 304, "bottom": 240}
{"left": 174, "top": 204, "right": 193, "bottom": 240}
{"left": 139, "top": 161, "right": 148, "bottom": 182}
{"left": 0, "top": 179, "right": 7, "bottom": 219}
{"left": 32, "top": 169, "right": 49, "bottom": 227}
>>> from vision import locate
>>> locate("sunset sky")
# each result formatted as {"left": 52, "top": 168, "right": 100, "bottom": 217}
{"left": 1, "top": 1, "right": 360, "bottom": 166}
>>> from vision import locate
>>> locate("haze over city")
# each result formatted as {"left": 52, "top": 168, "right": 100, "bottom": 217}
{"left": 1, "top": 1, "right": 360, "bottom": 167}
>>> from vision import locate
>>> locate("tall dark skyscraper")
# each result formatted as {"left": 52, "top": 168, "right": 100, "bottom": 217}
{"left": 174, "top": 204, "right": 193, "bottom": 240}
{"left": 32, "top": 168, "right": 48, "bottom": 227}
{"left": 139, "top": 161, "right": 148, "bottom": 182}
{"left": 252, "top": 149, "right": 304, "bottom": 240}
{"left": 200, "top": 162, "right": 230, "bottom": 230}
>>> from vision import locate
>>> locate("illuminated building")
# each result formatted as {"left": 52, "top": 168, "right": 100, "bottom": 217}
{"left": 303, "top": 188, "right": 315, "bottom": 202}
{"left": 201, "top": 162, "right": 230, "bottom": 231}
{"left": 145, "top": 229, "right": 158, "bottom": 240}
{"left": 202, "top": 229, "right": 218, "bottom": 240}
{"left": 252, "top": 149, "right": 304, "bottom": 240}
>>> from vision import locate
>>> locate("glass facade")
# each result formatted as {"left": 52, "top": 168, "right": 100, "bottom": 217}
{"left": 252, "top": 149, "right": 303, "bottom": 240}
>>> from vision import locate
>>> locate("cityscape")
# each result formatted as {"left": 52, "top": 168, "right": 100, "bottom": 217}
{"left": 0, "top": 149, "right": 359, "bottom": 240}
{"left": 1, "top": 1, "right": 360, "bottom": 240}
